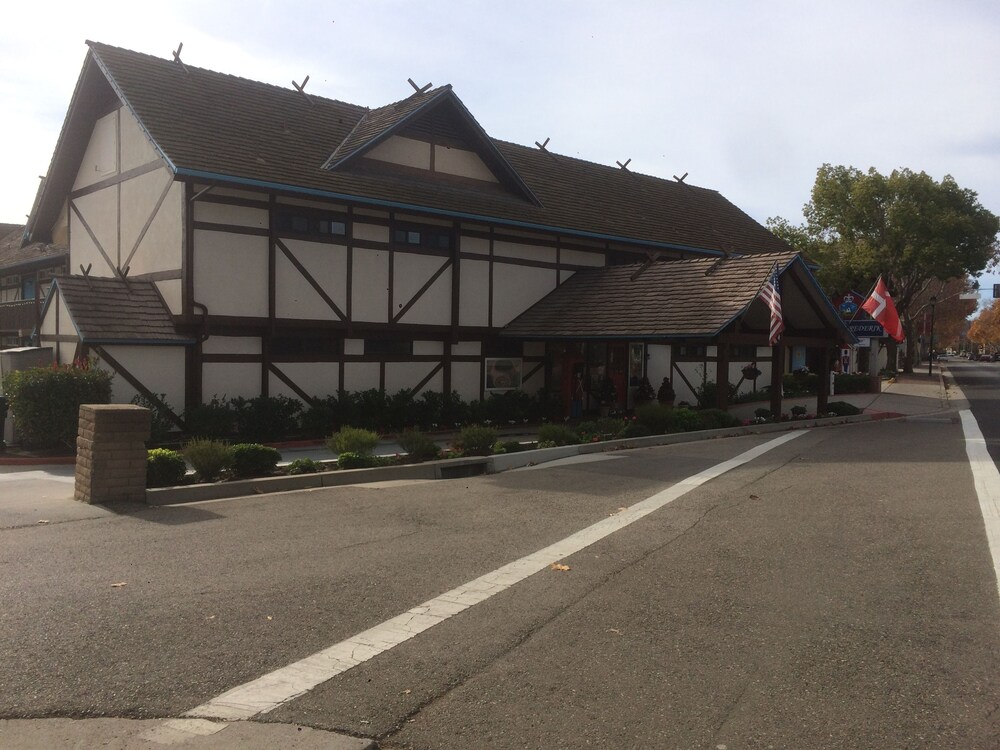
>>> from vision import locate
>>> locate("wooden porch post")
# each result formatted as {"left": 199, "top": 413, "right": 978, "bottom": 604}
{"left": 715, "top": 343, "right": 730, "bottom": 410}
{"left": 769, "top": 342, "right": 784, "bottom": 417}
{"left": 817, "top": 344, "right": 831, "bottom": 415}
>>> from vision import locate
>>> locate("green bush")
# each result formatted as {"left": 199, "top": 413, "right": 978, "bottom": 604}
{"left": 455, "top": 424, "right": 498, "bottom": 456}
{"left": 286, "top": 457, "right": 322, "bottom": 474}
{"left": 397, "top": 429, "right": 440, "bottom": 461}
{"left": 231, "top": 395, "right": 302, "bottom": 443}
{"left": 694, "top": 380, "right": 738, "bottom": 408}
{"left": 754, "top": 407, "right": 773, "bottom": 420}
{"left": 694, "top": 409, "right": 742, "bottom": 430}
{"left": 791, "top": 405, "right": 807, "bottom": 417}
{"left": 337, "top": 451, "right": 377, "bottom": 469}
{"left": 300, "top": 395, "right": 341, "bottom": 438}
{"left": 595, "top": 417, "right": 626, "bottom": 438}
{"left": 834, "top": 374, "right": 873, "bottom": 394}
{"left": 537, "top": 424, "right": 580, "bottom": 446}
{"left": 496, "top": 439, "right": 529, "bottom": 453}
{"left": 183, "top": 438, "right": 232, "bottom": 482}
{"left": 2, "top": 361, "right": 113, "bottom": 449}
{"left": 621, "top": 422, "right": 653, "bottom": 439}
{"left": 826, "top": 401, "right": 862, "bottom": 416}
{"left": 146, "top": 448, "right": 187, "bottom": 488}
{"left": 665, "top": 407, "right": 704, "bottom": 433}
{"left": 327, "top": 426, "right": 380, "bottom": 456}
{"left": 635, "top": 402, "right": 674, "bottom": 434}
{"left": 230, "top": 443, "right": 281, "bottom": 478}
{"left": 131, "top": 393, "right": 175, "bottom": 445}
{"left": 184, "top": 396, "right": 234, "bottom": 439}
{"left": 783, "top": 372, "right": 818, "bottom": 396}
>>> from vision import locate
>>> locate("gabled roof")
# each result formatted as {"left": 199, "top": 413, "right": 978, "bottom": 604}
{"left": 28, "top": 41, "right": 792, "bottom": 259}
{"left": 0, "top": 224, "right": 67, "bottom": 273}
{"left": 502, "top": 251, "right": 854, "bottom": 342}
{"left": 42, "top": 275, "right": 194, "bottom": 345}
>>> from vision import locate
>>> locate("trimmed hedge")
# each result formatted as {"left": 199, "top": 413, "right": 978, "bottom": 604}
{"left": 2, "top": 361, "right": 113, "bottom": 449}
{"left": 146, "top": 448, "right": 187, "bottom": 488}
{"left": 230, "top": 443, "right": 281, "bottom": 478}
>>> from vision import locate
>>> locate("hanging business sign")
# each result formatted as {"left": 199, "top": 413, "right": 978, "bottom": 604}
{"left": 847, "top": 320, "right": 886, "bottom": 338}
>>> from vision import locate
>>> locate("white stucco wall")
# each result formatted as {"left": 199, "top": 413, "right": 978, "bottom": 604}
{"left": 269, "top": 362, "right": 340, "bottom": 400}
{"left": 119, "top": 106, "right": 160, "bottom": 171}
{"left": 203, "top": 363, "right": 261, "bottom": 400}
{"left": 560, "top": 248, "right": 605, "bottom": 267}
{"left": 120, "top": 173, "right": 183, "bottom": 277}
{"left": 393, "top": 253, "right": 451, "bottom": 325}
{"left": 492, "top": 263, "right": 557, "bottom": 327}
{"left": 385, "top": 362, "right": 442, "bottom": 394}
{"left": 342, "top": 362, "right": 380, "bottom": 393}
{"left": 351, "top": 248, "right": 389, "bottom": 322}
{"left": 275, "top": 239, "right": 349, "bottom": 321}
{"left": 193, "top": 230, "right": 269, "bottom": 317}
{"left": 73, "top": 111, "right": 118, "bottom": 190}
{"left": 194, "top": 202, "right": 268, "bottom": 229}
{"left": 71, "top": 189, "right": 119, "bottom": 275}
{"left": 434, "top": 145, "right": 497, "bottom": 182}
{"left": 367, "top": 135, "right": 431, "bottom": 170}
{"left": 99, "top": 345, "right": 186, "bottom": 414}
{"left": 202, "top": 336, "right": 261, "bottom": 355}
{"left": 451, "top": 362, "right": 481, "bottom": 402}
{"left": 457, "top": 259, "right": 489, "bottom": 327}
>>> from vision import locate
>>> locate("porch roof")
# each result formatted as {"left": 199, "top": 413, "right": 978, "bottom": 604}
{"left": 501, "top": 251, "right": 855, "bottom": 343}
{"left": 45, "top": 275, "right": 194, "bottom": 345}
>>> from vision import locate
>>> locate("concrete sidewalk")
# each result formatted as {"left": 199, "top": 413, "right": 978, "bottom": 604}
{"left": 0, "top": 366, "right": 955, "bottom": 749}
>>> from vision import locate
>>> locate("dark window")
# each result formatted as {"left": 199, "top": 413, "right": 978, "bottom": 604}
{"left": 276, "top": 210, "right": 348, "bottom": 239}
{"left": 271, "top": 334, "right": 341, "bottom": 358}
{"left": 730, "top": 345, "right": 757, "bottom": 360}
{"left": 365, "top": 339, "right": 413, "bottom": 356}
{"left": 675, "top": 344, "right": 707, "bottom": 359}
{"left": 392, "top": 223, "right": 452, "bottom": 250}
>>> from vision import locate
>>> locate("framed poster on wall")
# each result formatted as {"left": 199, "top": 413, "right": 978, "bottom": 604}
{"left": 485, "top": 358, "right": 522, "bottom": 390}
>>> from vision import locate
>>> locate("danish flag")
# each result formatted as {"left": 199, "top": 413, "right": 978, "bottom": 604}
{"left": 861, "top": 276, "right": 904, "bottom": 342}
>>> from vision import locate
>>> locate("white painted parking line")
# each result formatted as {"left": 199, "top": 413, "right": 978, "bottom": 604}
{"left": 175, "top": 431, "right": 804, "bottom": 724}
{"left": 959, "top": 410, "right": 1000, "bottom": 604}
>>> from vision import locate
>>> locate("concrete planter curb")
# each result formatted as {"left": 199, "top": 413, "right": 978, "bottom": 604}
{"left": 148, "top": 413, "right": 873, "bottom": 505}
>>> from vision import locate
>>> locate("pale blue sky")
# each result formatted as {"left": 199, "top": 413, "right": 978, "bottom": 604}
{"left": 3, "top": 1, "right": 998, "bottom": 298}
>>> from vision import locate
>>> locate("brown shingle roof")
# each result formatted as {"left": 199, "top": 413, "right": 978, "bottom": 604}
{"left": 501, "top": 251, "right": 850, "bottom": 340}
{"left": 50, "top": 275, "right": 193, "bottom": 344}
{"left": 57, "top": 42, "right": 790, "bottom": 257}
{"left": 0, "top": 225, "right": 67, "bottom": 271}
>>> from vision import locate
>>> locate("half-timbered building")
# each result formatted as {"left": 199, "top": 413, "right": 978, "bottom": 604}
{"left": 24, "top": 42, "right": 851, "bottom": 425}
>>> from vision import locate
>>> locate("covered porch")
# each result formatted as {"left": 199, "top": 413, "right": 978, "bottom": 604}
{"left": 502, "top": 250, "right": 855, "bottom": 418}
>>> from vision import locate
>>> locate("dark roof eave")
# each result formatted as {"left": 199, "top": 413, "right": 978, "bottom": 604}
{"left": 174, "top": 167, "right": 726, "bottom": 258}
{"left": 82, "top": 337, "right": 196, "bottom": 346}
{"left": 0, "top": 251, "right": 69, "bottom": 274}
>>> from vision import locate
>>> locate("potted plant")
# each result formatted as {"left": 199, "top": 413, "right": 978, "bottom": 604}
{"left": 595, "top": 377, "right": 617, "bottom": 415}
{"left": 634, "top": 376, "right": 656, "bottom": 406}
{"left": 657, "top": 377, "right": 675, "bottom": 406}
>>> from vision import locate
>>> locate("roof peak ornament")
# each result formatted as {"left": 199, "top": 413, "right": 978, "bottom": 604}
{"left": 292, "top": 76, "right": 314, "bottom": 106}
{"left": 172, "top": 43, "right": 189, "bottom": 75}
{"left": 535, "top": 137, "right": 550, "bottom": 152}
{"left": 407, "top": 78, "right": 433, "bottom": 94}
{"left": 616, "top": 158, "right": 631, "bottom": 171}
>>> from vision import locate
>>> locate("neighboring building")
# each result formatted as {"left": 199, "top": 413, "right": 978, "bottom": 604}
{"left": 24, "top": 41, "right": 851, "bottom": 426}
{"left": 0, "top": 224, "right": 68, "bottom": 348}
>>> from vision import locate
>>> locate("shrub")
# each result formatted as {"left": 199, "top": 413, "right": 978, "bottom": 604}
{"left": 665, "top": 407, "right": 704, "bottom": 433}
{"left": 230, "top": 395, "right": 302, "bottom": 443}
{"left": 695, "top": 409, "right": 742, "bottom": 430}
{"left": 537, "top": 439, "right": 557, "bottom": 449}
{"left": 485, "top": 390, "right": 533, "bottom": 424}
{"left": 286, "top": 457, "right": 322, "bottom": 474}
{"left": 621, "top": 422, "right": 653, "bottom": 439}
{"left": 791, "top": 405, "right": 807, "bottom": 417}
{"left": 327, "top": 426, "right": 380, "bottom": 456}
{"left": 754, "top": 407, "right": 773, "bottom": 420}
{"left": 634, "top": 377, "right": 656, "bottom": 405}
{"left": 783, "top": 372, "right": 818, "bottom": 396}
{"left": 131, "top": 393, "right": 175, "bottom": 445}
{"left": 184, "top": 396, "right": 235, "bottom": 439}
{"left": 595, "top": 417, "right": 626, "bottom": 438}
{"left": 337, "top": 451, "right": 377, "bottom": 469}
{"left": 385, "top": 389, "right": 415, "bottom": 432}
{"left": 353, "top": 389, "right": 389, "bottom": 430}
{"left": 635, "top": 402, "right": 673, "bottom": 434}
{"left": 493, "top": 439, "right": 528, "bottom": 454}
{"left": 230, "top": 443, "right": 281, "bottom": 478}
{"left": 454, "top": 424, "right": 498, "bottom": 456}
{"left": 2, "top": 360, "right": 113, "bottom": 449}
{"left": 397, "top": 429, "right": 440, "bottom": 461}
{"left": 183, "top": 438, "right": 232, "bottom": 482}
{"left": 834, "top": 374, "right": 873, "bottom": 394}
{"left": 694, "top": 380, "right": 738, "bottom": 408}
{"left": 827, "top": 401, "right": 862, "bottom": 416}
{"left": 300, "top": 395, "right": 341, "bottom": 438}
{"left": 656, "top": 377, "right": 675, "bottom": 404}
{"left": 537, "top": 424, "right": 580, "bottom": 446}
{"left": 146, "top": 448, "right": 187, "bottom": 488}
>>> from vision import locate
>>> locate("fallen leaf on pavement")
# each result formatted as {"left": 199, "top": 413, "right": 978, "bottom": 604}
{"left": 749, "top": 494, "right": 760, "bottom": 501}
{"left": 110, "top": 582, "right": 127, "bottom": 588}
{"left": 608, "top": 628, "right": 622, "bottom": 635}
{"left": 266, "top": 615, "right": 273, "bottom": 620}
{"left": 551, "top": 563, "right": 571, "bottom": 571}
{"left": 37, "top": 520, "right": 50, "bottom": 524}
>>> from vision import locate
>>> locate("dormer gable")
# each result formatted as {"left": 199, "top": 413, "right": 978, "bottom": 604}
{"left": 324, "top": 87, "right": 541, "bottom": 206}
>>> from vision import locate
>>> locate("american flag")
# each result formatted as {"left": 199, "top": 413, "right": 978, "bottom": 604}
{"left": 760, "top": 264, "right": 784, "bottom": 345}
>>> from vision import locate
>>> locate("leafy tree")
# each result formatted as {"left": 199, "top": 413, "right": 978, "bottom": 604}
{"left": 969, "top": 301, "right": 1000, "bottom": 353}
{"left": 769, "top": 165, "right": 999, "bottom": 372}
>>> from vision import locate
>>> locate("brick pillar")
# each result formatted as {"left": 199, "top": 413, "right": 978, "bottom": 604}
{"left": 75, "top": 404, "right": 151, "bottom": 504}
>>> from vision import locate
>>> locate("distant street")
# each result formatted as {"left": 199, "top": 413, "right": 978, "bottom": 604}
{"left": 2, "top": 405, "right": 999, "bottom": 748}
